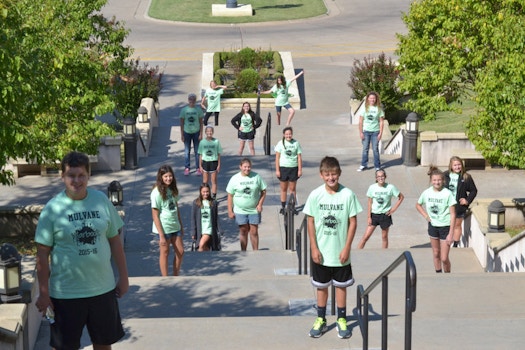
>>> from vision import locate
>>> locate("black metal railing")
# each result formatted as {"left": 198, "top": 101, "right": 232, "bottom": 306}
{"left": 284, "top": 193, "right": 296, "bottom": 250}
{"left": 263, "top": 112, "right": 271, "bottom": 155}
{"left": 295, "top": 215, "right": 308, "bottom": 275}
{"left": 356, "top": 251, "right": 417, "bottom": 350}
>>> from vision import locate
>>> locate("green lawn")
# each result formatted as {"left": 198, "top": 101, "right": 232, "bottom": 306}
{"left": 390, "top": 98, "right": 477, "bottom": 134}
{"left": 148, "top": 0, "right": 327, "bottom": 23}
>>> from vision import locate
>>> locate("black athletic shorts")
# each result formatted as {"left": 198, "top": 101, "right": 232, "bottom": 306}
{"left": 278, "top": 166, "right": 299, "bottom": 182}
{"left": 50, "top": 289, "right": 124, "bottom": 349}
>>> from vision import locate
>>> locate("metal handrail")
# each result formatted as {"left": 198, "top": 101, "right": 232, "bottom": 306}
{"left": 284, "top": 193, "right": 296, "bottom": 250}
{"left": 356, "top": 251, "right": 417, "bottom": 350}
{"left": 263, "top": 112, "right": 271, "bottom": 155}
{"left": 295, "top": 215, "right": 308, "bottom": 275}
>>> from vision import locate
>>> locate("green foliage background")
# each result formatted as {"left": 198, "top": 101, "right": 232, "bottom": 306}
{"left": 396, "top": 0, "right": 525, "bottom": 168}
{"left": 0, "top": 0, "right": 137, "bottom": 185}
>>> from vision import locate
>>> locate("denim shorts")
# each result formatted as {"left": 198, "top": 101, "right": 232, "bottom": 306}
{"left": 160, "top": 231, "right": 182, "bottom": 240}
{"left": 276, "top": 104, "right": 292, "bottom": 112}
{"left": 235, "top": 213, "right": 261, "bottom": 225}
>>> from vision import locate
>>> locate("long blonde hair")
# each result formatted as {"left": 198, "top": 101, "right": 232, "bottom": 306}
{"left": 364, "top": 91, "right": 382, "bottom": 112}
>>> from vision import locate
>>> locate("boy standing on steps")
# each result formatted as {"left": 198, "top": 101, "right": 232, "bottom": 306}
{"left": 303, "top": 156, "right": 363, "bottom": 339}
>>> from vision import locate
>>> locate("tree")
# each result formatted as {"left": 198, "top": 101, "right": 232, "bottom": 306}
{"left": 0, "top": 0, "right": 131, "bottom": 185}
{"left": 396, "top": 0, "right": 525, "bottom": 168}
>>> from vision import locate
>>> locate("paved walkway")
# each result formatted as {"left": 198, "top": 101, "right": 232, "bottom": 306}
{"left": 4, "top": 1, "right": 525, "bottom": 349}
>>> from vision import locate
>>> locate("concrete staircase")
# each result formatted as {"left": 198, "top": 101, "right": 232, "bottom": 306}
{"left": 34, "top": 246, "right": 525, "bottom": 349}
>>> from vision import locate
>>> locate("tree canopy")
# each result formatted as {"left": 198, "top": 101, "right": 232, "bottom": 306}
{"left": 0, "top": 0, "right": 131, "bottom": 185}
{"left": 396, "top": 0, "right": 525, "bottom": 168}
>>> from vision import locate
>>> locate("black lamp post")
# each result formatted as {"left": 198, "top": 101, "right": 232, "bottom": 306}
{"left": 226, "top": 0, "right": 238, "bottom": 8}
{"left": 123, "top": 117, "right": 138, "bottom": 170}
{"left": 108, "top": 181, "right": 123, "bottom": 206}
{"left": 488, "top": 200, "right": 506, "bottom": 232}
{"left": 137, "top": 106, "right": 148, "bottom": 123}
{"left": 0, "top": 243, "right": 22, "bottom": 303}
{"left": 403, "top": 112, "right": 419, "bottom": 166}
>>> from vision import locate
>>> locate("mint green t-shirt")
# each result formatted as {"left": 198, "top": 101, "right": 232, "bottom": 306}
{"left": 35, "top": 188, "right": 123, "bottom": 299}
{"left": 226, "top": 171, "right": 267, "bottom": 215}
{"left": 180, "top": 106, "right": 203, "bottom": 134}
{"left": 198, "top": 138, "right": 222, "bottom": 162}
{"left": 239, "top": 114, "right": 255, "bottom": 133}
{"left": 367, "top": 183, "right": 400, "bottom": 214}
{"left": 271, "top": 81, "right": 292, "bottom": 106}
{"left": 201, "top": 200, "right": 212, "bottom": 235}
{"left": 361, "top": 105, "right": 385, "bottom": 132}
{"left": 303, "top": 184, "right": 363, "bottom": 267}
{"left": 417, "top": 186, "right": 457, "bottom": 227}
{"left": 274, "top": 138, "right": 302, "bottom": 168}
{"left": 151, "top": 187, "right": 181, "bottom": 234}
{"left": 204, "top": 88, "right": 224, "bottom": 112}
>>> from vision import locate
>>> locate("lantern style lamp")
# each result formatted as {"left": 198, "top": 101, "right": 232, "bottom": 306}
{"left": 123, "top": 116, "right": 136, "bottom": 136}
{"left": 403, "top": 112, "right": 420, "bottom": 166}
{"left": 137, "top": 106, "right": 148, "bottom": 123}
{"left": 108, "top": 180, "right": 123, "bottom": 206}
{"left": 0, "top": 243, "right": 22, "bottom": 303}
{"left": 123, "top": 117, "right": 138, "bottom": 169}
{"left": 488, "top": 200, "right": 506, "bottom": 232}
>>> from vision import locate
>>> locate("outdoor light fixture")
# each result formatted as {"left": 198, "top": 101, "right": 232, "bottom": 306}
{"left": 123, "top": 116, "right": 136, "bottom": 136}
{"left": 123, "top": 116, "right": 138, "bottom": 170}
{"left": 488, "top": 200, "right": 506, "bottom": 232}
{"left": 0, "top": 243, "right": 22, "bottom": 303}
{"left": 406, "top": 112, "right": 419, "bottom": 132}
{"left": 403, "top": 112, "right": 420, "bottom": 166}
{"left": 137, "top": 106, "right": 148, "bottom": 123}
{"left": 108, "top": 180, "right": 123, "bottom": 206}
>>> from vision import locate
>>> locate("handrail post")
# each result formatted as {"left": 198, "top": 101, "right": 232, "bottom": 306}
{"left": 382, "top": 276, "right": 388, "bottom": 349}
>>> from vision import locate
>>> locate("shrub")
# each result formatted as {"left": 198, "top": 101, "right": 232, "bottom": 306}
{"left": 111, "top": 59, "right": 164, "bottom": 120}
{"left": 236, "top": 69, "right": 261, "bottom": 93}
{"left": 348, "top": 52, "right": 404, "bottom": 122}
{"left": 213, "top": 53, "right": 221, "bottom": 72}
{"left": 273, "top": 51, "right": 283, "bottom": 73}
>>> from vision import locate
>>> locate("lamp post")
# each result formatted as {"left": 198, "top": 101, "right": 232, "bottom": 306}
{"left": 0, "top": 243, "right": 22, "bottom": 303}
{"left": 226, "top": 0, "right": 238, "bottom": 8}
{"left": 108, "top": 180, "right": 123, "bottom": 206}
{"left": 488, "top": 200, "right": 506, "bottom": 232}
{"left": 403, "top": 112, "right": 419, "bottom": 166}
{"left": 137, "top": 106, "right": 148, "bottom": 123}
{"left": 123, "top": 117, "right": 138, "bottom": 170}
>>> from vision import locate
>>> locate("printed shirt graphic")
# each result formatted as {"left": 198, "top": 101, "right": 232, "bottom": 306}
{"left": 198, "top": 138, "right": 222, "bottom": 162}
{"left": 303, "top": 185, "right": 363, "bottom": 267}
{"left": 240, "top": 114, "right": 255, "bottom": 133}
{"left": 447, "top": 172, "right": 459, "bottom": 198}
{"left": 200, "top": 200, "right": 212, "bottom": 234}
{"left": 35, "top": 189, "right": 123, "bottom": 299}
{"left": 271, "top": 81, "right": 292, "bottom": 106}
{"left": 151, "top": 187, "right": 181, "bottom": 234}
{"left": 226, "top": 172, "right": 267, "bottom": 215}
{"left": 180, "top": 106, "right": 203, "bottom": 134}
{"left": 274, "top": 139, "right": 302, "bottom": 168}
{"left": 362, "top": 106, "right": 385, "bottom": 132}
{"left": 418, "top": 186, "right": 457, "bottom": 227}
{"left": 367, "top": 183, "right": 400, "bottom": 214}
{"left": 205, "top": 88, "right": 224, "bottom": 112}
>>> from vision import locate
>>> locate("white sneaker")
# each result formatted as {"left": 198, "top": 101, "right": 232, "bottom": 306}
{"left": 357, "top": 166, "right": 366, "bottom": 172}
